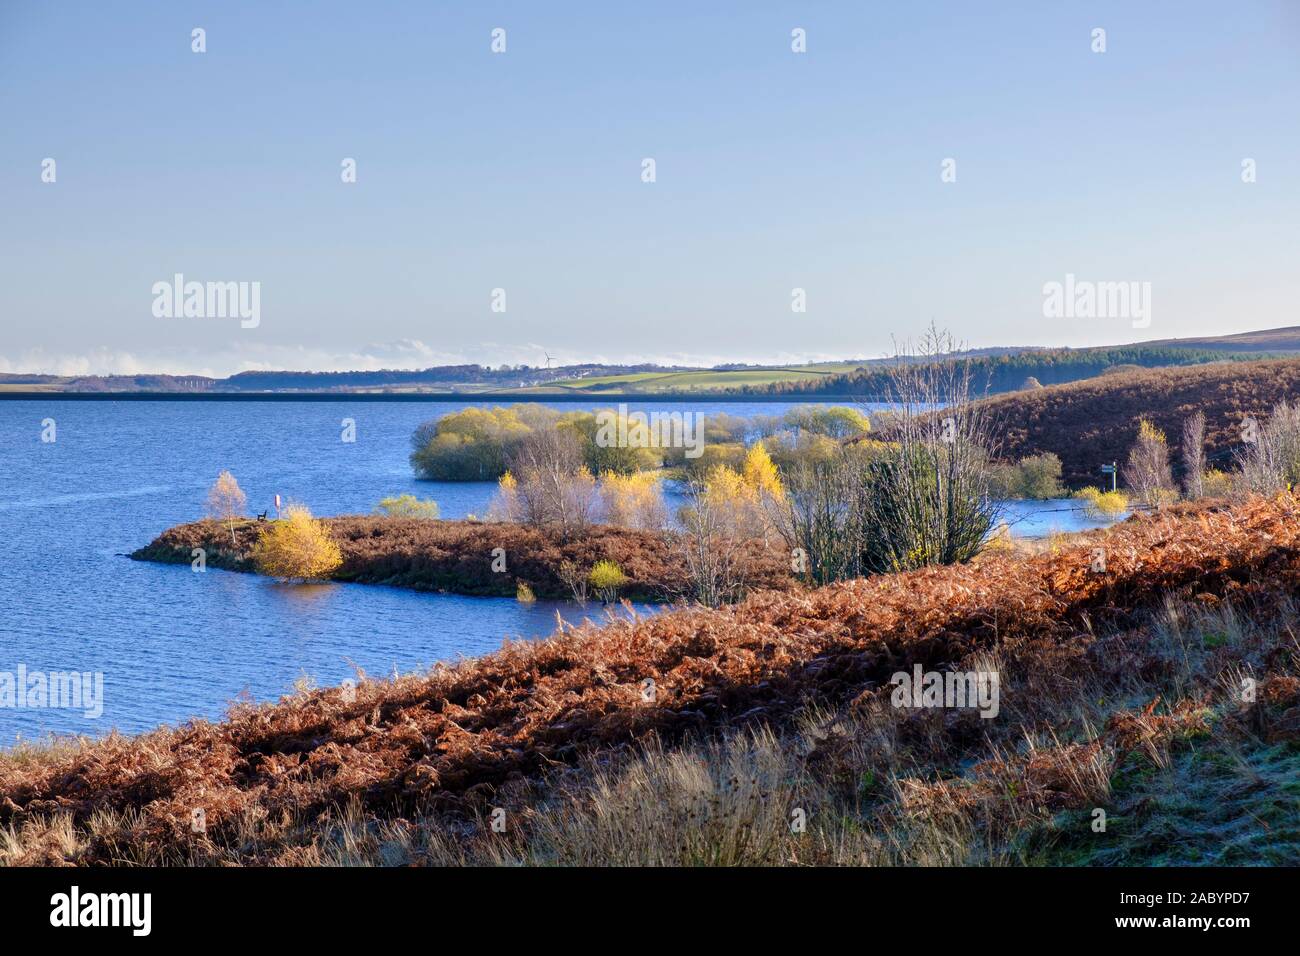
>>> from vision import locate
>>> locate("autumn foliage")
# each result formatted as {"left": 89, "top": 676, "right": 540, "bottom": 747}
{"left": 250, "top": 504, "right": 343, "bottom": 581}
{"left": 26, "top": 495, "right": 1300, "bottom": 864}
{"left": 597, "top": 471, "right": 668, "bottom": 530}
{"left": 695, "top": 441, "right": 785, "bottom": 541}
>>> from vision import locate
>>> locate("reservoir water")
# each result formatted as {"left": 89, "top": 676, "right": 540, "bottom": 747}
{"left": 0, "top": 398, "right": 1119, "bottom": 744}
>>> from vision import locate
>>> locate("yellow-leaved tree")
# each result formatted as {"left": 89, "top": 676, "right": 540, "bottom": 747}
{"left": 206, "top": 470, "right": 247, "bottom": 545}
{"left": 251, "top": 503, "right": 343, "bottom": 581}
{"left": 598, "top": 470, "right": 668, "bottom": 529}
{"left": 741, "top": 441, "right": 784, "bottom": 501}
{"left": 700, "top": 441, "right": 786, "bottom": 543}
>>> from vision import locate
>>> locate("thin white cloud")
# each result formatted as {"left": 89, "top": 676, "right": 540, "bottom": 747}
{"left": 0, "top": 342, "right": 869, "bottom": 378}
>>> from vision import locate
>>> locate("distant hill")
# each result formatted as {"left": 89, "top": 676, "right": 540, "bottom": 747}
{"left": 0, "top": 373, "right": 216, "bottom": 393}
{"left": 5, "top": 326, "right": 1299, "bottom": 396}
{"left": 981, "top": 358, "right": 1300, "bottom": 487}
{"left": 735, "top": 346, "right": 1288, "bottom": 399}
{"left": 1124, "top": 326, "right": 1300, "bottom": 353}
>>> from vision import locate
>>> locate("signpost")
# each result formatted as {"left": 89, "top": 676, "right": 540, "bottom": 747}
{"left": 1099, "top": 462, "right": 1118, "bottom": 493}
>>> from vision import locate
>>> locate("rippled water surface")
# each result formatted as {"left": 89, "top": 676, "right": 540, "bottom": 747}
{"left": 0, "top": 398, "right": 1120, "bottom": 744}
{"left": 0, "top": 399, "right": 837, "bottom": 743}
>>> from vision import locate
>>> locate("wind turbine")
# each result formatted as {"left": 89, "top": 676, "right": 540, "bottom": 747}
{"left": 543, "top": 351, "right": 556, "bottom": 370}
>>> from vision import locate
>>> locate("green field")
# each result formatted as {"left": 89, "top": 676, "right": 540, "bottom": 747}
{"left": 532, "top": 363, "right": 867, "bottom": 394}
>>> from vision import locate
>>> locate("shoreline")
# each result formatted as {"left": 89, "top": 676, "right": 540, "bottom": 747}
{"left": 130, "top": 517, "right": 794, "bottom": 601}
{"left": 0, "top": 391, "right": 873, "bottom": 403}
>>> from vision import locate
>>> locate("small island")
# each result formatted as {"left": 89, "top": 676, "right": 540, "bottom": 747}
{"left": 131, "top": 516, "right": 794, "bottom": 602}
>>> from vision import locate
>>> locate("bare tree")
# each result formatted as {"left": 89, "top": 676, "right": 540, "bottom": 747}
{"left": 1123, "top": 419, "right": 1177, "bottom": 508}
{"left": 502, "top": 426, "right": 596, "bottom": 539}
{"left": 676, "top": 479, "right": 750, "bottom": 608}
{"left": 1181, "top": 411, "right": 1206, "bottom": 499}
{"left": 558, "top": 560, "right": 589, "bottom": 605}
{"left": 1238, "top": 402, "right": 1300, "bottom": 494}
{"left": 206, "top": 470, "right": 247, "bottom": 545}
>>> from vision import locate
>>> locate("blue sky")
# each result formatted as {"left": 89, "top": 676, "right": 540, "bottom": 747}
{"left": 2, "top": 1, "right": 1297, "bottom": 376}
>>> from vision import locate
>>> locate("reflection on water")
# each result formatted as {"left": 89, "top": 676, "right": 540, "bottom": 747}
{"left": 266, "top": 581, "right": 340, "bottom": 606}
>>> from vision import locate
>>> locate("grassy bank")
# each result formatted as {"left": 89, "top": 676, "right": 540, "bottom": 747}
{"left": 131, "top": 517, "right": 793, "bottom": 601}
{"left": 5, "top": 496, "right": 1299, "bottom": 864}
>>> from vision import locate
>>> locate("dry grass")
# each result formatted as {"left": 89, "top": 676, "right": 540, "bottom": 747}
{"left": 7, "top": 495, "right": 1300, "bottom": 865}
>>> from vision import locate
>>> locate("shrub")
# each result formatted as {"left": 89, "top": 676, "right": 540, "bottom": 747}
{"left": 741, "top": 441, "right": 784, "bottom": 500}
{"left": 700, "top": 412, "right": 753, "bottom": 444}
{"left": 986, "top": 453, "right": 1066, "bottom": 499}
{"left": 662, "top": 416, "right": 753, "bottom": 473}
{"left": 677, "top": 478, "right": 758, "bottom": 607}
{"left": 374, "top": 494, "right": 440, "bottom": 519}
{"left": 588, "top": 560, "right": 628, "bottom": 603}
{"left": 1016, "top": 453, "right": 1066, "bottom": 498}
{"left": 251, "top": 504, "right": 343, "bottom": 581}
{"left": 856, "top": 327, "right": 998, "bottom": 573}
{"left": 515, "top": 581, "right": 536, "bottom": 603}
{"left": 773, "top": 450, "right": 866, "bottom": 585}
{"left": 558, "top": 560, "right": 589, "bottom": 604}
{"left": 765, "top": 431, "right": 844, "bottom": 474}
{"left": 772, "top": 328, "right": 997, "bottom": 581}
{"left": 1075, "top": 486, "right": 1130, "bottom": 519}
{"left": 409, "top": 406, "right": 540, "bottom": 480}
{"left": 489, "top": 428, "right": 597, "bottom": 539}
{"left": 696, "top": 442, "right": 785, "bottom": 545}
{"left": 565, "top": 410, "right": 663, "bottom": 475}
{"left": 1202, "top": 469, "right": 1235, "bottom": 498}
{"left": 857, "top": 440, "right": 995, "bottom": 573}
{"left": 668, "top": 441, "right": 747, "bottom": 480}
{"left": 781, "top": 405, "right": 871, "bottom": 438}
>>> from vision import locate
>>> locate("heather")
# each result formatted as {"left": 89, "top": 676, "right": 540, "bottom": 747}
{"left": 981, "top": 357, "right": 1300, "bottom": 486}
{"left": 132, "top": 516, "right": 793, "bottom": 601}
{"left": 8, "top": 495, "right": 1299, "bottom": 865}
